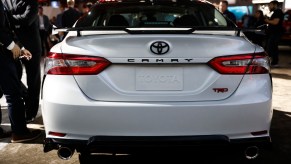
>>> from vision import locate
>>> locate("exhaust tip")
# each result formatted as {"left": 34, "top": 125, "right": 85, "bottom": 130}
{"left": 57, "top": 147, "right": 74, "bottom": 160}
{"left": 245, "top": 146, "right": 259, "bottom": 160}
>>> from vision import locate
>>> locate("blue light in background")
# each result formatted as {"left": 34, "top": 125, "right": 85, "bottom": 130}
{"left": 228, "top": 6, "right": 253, "bottom": 21}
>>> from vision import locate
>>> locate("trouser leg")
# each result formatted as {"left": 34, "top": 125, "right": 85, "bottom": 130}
{"left": 23, "top": 50, "right": 41, "bottom": 119}
{"left": 0, "top": 54, "right": 28, "bottom": 135}
{"left": 266, "top": 33, "right": 281, "bottom": 65}
{"left": 39, "top": 30, "right": 49, "bottom": 56}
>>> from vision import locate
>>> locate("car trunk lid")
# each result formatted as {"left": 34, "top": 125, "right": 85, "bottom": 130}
{"left": 60, "top": 33, "right": 255, "bottom": 102}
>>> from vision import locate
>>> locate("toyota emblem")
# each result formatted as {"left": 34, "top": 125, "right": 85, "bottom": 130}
{"left": 150, "top": 41, "right": 170, "bottom": 55}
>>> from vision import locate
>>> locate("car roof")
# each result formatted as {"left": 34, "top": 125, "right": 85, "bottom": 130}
{"left": 96, "top": 0, "right": 211, "bottom": 6}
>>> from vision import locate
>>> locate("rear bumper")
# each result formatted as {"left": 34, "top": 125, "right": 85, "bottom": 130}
{"left": 44, "top": 135, "right": 272, "bottom": 154}
{"left": 42, "top": 75, "right": 272, "bottom": 140}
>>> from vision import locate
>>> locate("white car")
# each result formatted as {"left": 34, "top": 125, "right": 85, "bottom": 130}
{"left": 42, "top": 0, "right": 272, "bottom": 161}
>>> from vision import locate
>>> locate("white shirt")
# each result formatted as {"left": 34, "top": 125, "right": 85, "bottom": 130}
{"left": 39, "top": 15, "right": 45, "bottom": 30}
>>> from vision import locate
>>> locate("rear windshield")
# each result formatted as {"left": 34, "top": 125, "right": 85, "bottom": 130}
{"left": 76, "top": 2, "right": 234, "bottom": 28}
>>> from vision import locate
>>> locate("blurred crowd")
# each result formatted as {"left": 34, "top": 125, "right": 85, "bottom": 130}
{"left": 217, "top": 0, "right": 284, "bottom": 67}
{"left": 39, "top": 0, "right": 95, "bottom": 56}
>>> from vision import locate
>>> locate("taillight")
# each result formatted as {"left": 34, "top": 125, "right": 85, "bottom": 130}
{"left": 208, "top": 52, "right": 270, "bottom": 74}
{"left": 48, "top": 131, "right": 66, "bottom": 137}
{"left": 45, "top": 53, "right": 111, "bottom": 75}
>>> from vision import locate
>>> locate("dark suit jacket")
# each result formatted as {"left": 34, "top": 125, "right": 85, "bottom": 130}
{"left": 0, "top": 1, "right": 14, "bottom": 52}
{"left": 2, "top": 0, "right": 41, "bottom": 53}
{"left": 223, "top": 10, "right": 236, "bottom": 24}
{"left": 56, "top": 13, "right": 63, "bottom": 28}
{"left": 62, "top": 7, "right": 81, "bottom": 28}
{"left": 39, "top": 14, "right": 50, "bottom": 32}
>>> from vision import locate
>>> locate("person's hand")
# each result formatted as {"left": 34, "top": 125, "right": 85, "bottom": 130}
{"left": 264, "top": 16, "right": 271, "bottom": 24}
{"left": 11, "top": 44, "right": 21, "bottom": 59}
{"left": 20, "top": 49, "right": 32, "bottom": 60}
{"left": 264, "top": 18, "right": 269, "bottom": 24}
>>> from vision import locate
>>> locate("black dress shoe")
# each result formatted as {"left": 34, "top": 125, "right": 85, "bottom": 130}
{"left": 11, "top": 129, "right": 42, "bottom": 143}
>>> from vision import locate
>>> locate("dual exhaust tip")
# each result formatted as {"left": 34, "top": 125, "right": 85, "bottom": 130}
{"left": 57, "top": 145, "right": 260, "bottom": 160}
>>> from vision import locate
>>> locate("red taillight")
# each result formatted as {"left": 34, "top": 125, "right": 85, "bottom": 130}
{"left": 208, "top": 52, "right": 270, "bottom": 74}
{"left": 45, "top": 53, "right": 111, "bottom": 75}
{"left": 48, "top": 131, "right": 66, "bottom": 137}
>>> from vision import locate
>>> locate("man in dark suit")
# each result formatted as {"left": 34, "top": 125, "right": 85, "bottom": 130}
{"left": 62, "top": 0, "right": 81, "bottom": 28}
{"left": 0, "top": 0, "right": 41, "bottom": 142}
{"left": 2, "top": 0, "right": 42, "bottom": 123}
{"left": 38, "top": 6, "right": 50, "bottom": 56}
{"left": 219, "top": 1, "right": 236, "bottom": 24}
{"left": 56, "top": 5, "right": 64, "bottom": 28}
{"left": 264, "top": 0, "right": 284, "bottom": 67}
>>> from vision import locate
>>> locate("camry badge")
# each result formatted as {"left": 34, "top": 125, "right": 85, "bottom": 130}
{"left": 150, "top": 41, "right": 170, "bottom": 55}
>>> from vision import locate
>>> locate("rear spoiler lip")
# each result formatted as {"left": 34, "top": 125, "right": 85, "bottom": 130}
{"left": 52, "top": 26, "right": 242, "bottom": 36}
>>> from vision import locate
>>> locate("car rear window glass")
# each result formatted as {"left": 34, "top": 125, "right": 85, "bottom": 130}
{"left": 76, "top": 2, "right": 231, "bottom": 28}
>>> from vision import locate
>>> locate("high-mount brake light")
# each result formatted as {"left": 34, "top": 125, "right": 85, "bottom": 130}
{"left": 208, "top": 52, "right": 270, "bottom": 74}
{"left": 44, "top": 53, "right": 111, "bottom": 75}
